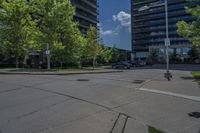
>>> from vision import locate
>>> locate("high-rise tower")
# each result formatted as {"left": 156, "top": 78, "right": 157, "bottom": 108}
{"left": 71, "top": 0, "right": 98, "bottom": 34}
{"left": 131, "top": 0, "right": 197, "bottom": 62}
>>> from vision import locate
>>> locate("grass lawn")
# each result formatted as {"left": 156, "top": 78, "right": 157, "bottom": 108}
{"left": 191, "top": 72, "right": 200, "bottom": 85}
{"left": 8, "top": 67, "right": 105, "bottom": 73}
{"left": 148, "top": 126, "right": 165, "bottom": 133}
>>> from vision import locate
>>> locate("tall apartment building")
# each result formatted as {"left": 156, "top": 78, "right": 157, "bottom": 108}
{"left": 131, "top": 0, "right": 197, "bottom": 62}
{"left": 71, "top": 0, "right": 98, "bottom": 34}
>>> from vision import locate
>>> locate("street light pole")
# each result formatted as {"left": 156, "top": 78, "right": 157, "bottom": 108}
{"left": 165, "top": 0, "right": 169, "bottom": 73}
{"left": 164, "top": 0, "right": 172, "bottom": 80}
{"left": 138, "top": 0, "right": 172, "bottom": 80}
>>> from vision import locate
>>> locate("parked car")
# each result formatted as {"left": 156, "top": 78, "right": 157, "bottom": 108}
{"left": 129, "top": 61, "right": 147, "bottom": 67}
{"left": 137, "top": 60, "right": 146, "bottom": 66}
{"left": 112, "top": 61, "right": 132, "bottom": 69}
{"left": 129, "top": 61, "right": 137, "bottom": 67}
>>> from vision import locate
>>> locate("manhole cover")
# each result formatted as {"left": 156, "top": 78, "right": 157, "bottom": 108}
{"left": 188, "top": 112, "right": 200, "bottom": 118}
{"left": 76, "top": 79, "right": 89, "bottom": 81}
{"left": 132, "top": 80, "right": 145, "bottom": 84}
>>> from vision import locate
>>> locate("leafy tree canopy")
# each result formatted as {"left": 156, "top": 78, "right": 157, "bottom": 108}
{"left": 177, "top": 0, "right": 200, "bottom": 47}
{"left": 84, "top": 26, "right": 101, "bottom": 68}
{"left": 29, "top": 0, "right": 84, "bottom": 66}
{"left": 0, "top": 0, "right": 42, "bottom": 67}
{"left": 97, "top": 45, "right": 113, "bottom": 64}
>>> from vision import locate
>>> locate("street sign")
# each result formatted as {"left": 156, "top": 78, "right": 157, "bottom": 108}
{"left": 45, "top": 50, "right": 50, "bottom": 55}
{"left": 165, "top": 38, "right": 170, "bottom": 46}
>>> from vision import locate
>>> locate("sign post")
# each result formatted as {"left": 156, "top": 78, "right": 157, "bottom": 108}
{"left": 46, "top": 44, "right": 50, "bottom": 70}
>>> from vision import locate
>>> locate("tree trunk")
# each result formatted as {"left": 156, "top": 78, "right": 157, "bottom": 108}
{"left": 60, "top": 61, "right": 63, "bottom": 69}
{"left": 15, "top": 55, "right": 19, "bottom": 69}
{"left": 80, "top": 59, "right": 83, "bottom": 69}
{"left": 93, "top": 57, "right": 95, "bottom": 70}
{"left": 15, "top": 44, "right": 19, "bottom": 69}
{"left": 23, "top": 55, "right": 27, "bottom": 68}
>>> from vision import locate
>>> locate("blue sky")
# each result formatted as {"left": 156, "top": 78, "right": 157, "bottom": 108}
{"left": 99, "top": 0, "right": 131, "bottom": 50}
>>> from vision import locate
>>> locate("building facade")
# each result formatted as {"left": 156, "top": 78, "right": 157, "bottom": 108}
{"left": 71, "top": 0, "right": 98, "bottom": 34}
{"left": 131, "top": 0, "right": 197, "bottom": 62}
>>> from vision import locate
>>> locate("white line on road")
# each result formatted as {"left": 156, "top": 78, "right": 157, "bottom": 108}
{"left": 139, "top": 88, "right": 200, "bottom": 102}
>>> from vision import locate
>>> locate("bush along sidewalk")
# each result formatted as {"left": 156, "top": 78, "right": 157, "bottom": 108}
{"left": 148, "top": 126, "right": 165, "bottom": 133}
{"left": 192, "top": 72, "right": 200, "bottom": 85}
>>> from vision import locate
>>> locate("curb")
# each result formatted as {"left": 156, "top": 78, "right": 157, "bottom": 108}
{"left": 0, "top": 70, "right": 123, "bottom": 76}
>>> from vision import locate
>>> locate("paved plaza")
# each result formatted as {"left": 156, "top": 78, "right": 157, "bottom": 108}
{"left": 0, "top": 69, "right": 200, "bottom": 133}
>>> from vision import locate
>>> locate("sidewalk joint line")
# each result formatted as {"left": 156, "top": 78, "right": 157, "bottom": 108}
{"left": 139, "top": 88, "right": 200, "bottom": 102}
{"left": 110, "top": 113, "right": 120, "bottom": 133}
{"left": 122, "top": 116, "right": 129, "bottom": 133}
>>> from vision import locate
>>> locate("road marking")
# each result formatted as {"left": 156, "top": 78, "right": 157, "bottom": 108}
{"left": 139, "top": 88, "right": 200, "bottom": 102}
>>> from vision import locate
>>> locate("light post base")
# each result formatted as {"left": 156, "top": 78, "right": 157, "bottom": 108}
{"left": 164, "top": 71, "right": 172, "bottom": 81}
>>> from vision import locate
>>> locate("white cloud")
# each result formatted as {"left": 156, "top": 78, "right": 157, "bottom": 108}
{"left": 99, "top": 11, "right": 131, "bottom": 37}
{"left": 101, "top": 30, "right": 113, "bottom": 35}
{"left": 112, "top": 11, "right": 131, "bottom": 32}
{"left": 100, "top": 25, "right": 120, "bottom": 36}
{"left": 112, "top": 15, "right": 117, "bottom": 21}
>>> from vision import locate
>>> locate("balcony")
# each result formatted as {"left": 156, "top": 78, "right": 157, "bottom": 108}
{"left": 82, "top": 0, "right": 97, "bottom": 8}
{"left": 71, "top": 1, "right": 97, "bottom": 16}
{"left": 75, "top": 14, "right": 97, "bottom": 24}
{"left": 133, "top": 9, "right": 187, "bottom": 23}
{"left": 133, "top": 25, "right": 177, "bottom": 34}
{"left": 132, "top": 15, "right": 194, "bottom": 28}
{"left": 132, "top": 1, "right": 196, "bottom": 17}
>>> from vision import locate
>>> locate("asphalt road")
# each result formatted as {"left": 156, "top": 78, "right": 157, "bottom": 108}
{"left": 0, "top": 69, "right": 200, "bottom": 133}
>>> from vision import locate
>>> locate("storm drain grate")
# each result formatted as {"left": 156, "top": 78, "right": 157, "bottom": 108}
{"left": 188, "top": 112, "right": 200, "bottom": 118}
{"left": 76, "top": 79, "right": 89, "bottom": 82}
{"left": 132, "top": 80, "right": 145, "bottom": 84}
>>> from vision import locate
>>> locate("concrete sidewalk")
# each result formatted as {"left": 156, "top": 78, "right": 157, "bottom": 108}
{"left": 124, "top": 70, "right": 200, "bottom": 133}
{"left": 142, "top": 70, "right": 200, "bottom": 97}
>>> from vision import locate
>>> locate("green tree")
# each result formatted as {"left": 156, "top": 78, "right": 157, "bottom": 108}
{"left": 188, "top": 46, "right": 200, "bottom": 63}
{"left": 51, "top": 41, "right": 65, "bottom": 68}
{"left": 171, "top": 49, "right": 179, "bottom": 64}
{"left": 0, "top": 45, "right": 5, "bottom": 62}
{"left": 0, "top": 0, "right": 41, "bottom": 68}
{"left": 77, "top": 33, "right": 87, "bottom": 67}
{"left": 110, "top": 45, "right": 120, "bottom": 63}
{"left": 62, "top": 25, "right": 86, "bottom": 66}
{"left": 85, "top": 26, "right": 101, "bottom": 69}
{"left": 177, "top": 0, "right": 200, "bottom": 47}
{"left": 30, "top": 0, "right": 79, "bottom": 69}
{"left": 98, "top": 45, "right": 113, "bottom": 64}
{"left": 119, "top": 53, "right": 128, "bottom": 61}
{"left": 149, "top": 49, "right": 158, "bottom": 64}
